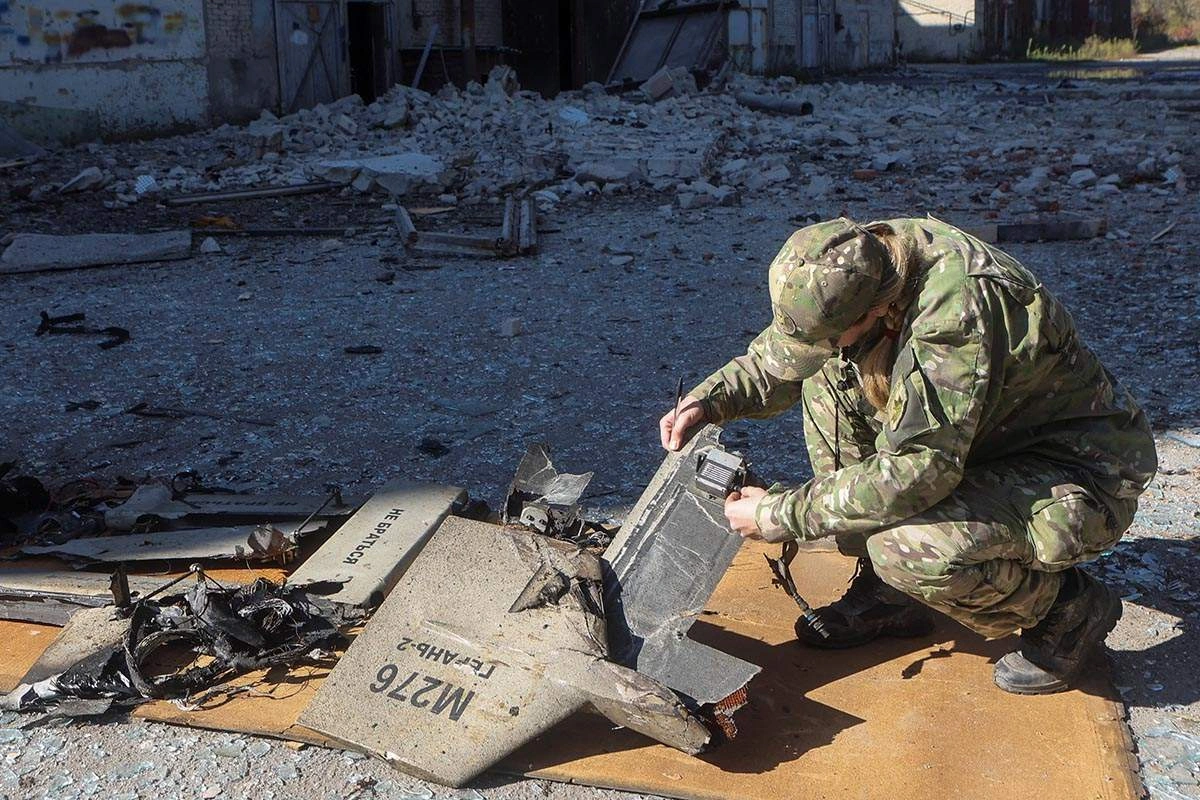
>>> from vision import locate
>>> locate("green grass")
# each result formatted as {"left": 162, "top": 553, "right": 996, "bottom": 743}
{"left": 1027, "top": 36, "right": 1141, "bottom": 60}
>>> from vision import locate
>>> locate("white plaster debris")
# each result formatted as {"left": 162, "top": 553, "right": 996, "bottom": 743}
{"left": 45, "top": 67, "right": 1192, "bottom": 220}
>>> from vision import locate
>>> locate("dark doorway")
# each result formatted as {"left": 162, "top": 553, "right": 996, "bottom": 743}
{"left": 501, "top": 0, "right": 637, "bottom": 96}
{"left": 557, "top": 0, "right": 577, "bottom": 91}
{"left": 347, "top": 1, "right": 393, "bottom": 102}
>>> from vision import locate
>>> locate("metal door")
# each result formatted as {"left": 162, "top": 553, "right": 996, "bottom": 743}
{"left": 275, "top": 0, "right": 350, "bottom": 113}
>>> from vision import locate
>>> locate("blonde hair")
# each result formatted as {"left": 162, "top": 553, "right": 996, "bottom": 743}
{"left": 858, "top": 223, "right": 921, "bottom": 410}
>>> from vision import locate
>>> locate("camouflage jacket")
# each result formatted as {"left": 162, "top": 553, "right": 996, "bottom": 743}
{"left": 691, "top": 217, "right": 1158, "bottom": 542}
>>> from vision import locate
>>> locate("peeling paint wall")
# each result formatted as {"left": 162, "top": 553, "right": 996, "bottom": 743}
{"left": 0, "top": 0, "right": 204, "bottom": 63}
{"left": 0, "top": 0, "right": 209, "bottom": 141}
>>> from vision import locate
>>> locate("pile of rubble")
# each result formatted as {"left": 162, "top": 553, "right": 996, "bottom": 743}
{"left": 26, "top": 66, "right": 1196, "bottom": 219}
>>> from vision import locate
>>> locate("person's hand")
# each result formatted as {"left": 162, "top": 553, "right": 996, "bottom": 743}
{"left": 658, "top": 397, "right": 707, "bottom": 451}
{"left": 724, "top": 486, "right": 767, "bottom": 539}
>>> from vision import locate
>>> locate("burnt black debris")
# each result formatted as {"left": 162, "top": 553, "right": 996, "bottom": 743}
{"left": 1, "top": 570, "right": 346, "bottom": 714}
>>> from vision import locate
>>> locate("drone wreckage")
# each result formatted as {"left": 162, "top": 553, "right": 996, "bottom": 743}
{"left": 0, "top": 426, "right": 769, "bottom": 786}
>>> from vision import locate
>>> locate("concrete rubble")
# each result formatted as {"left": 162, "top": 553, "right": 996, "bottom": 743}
{"left": 5, "top": 69, "right": 1182, "bottom": 228}
{"left": 0, "top": 232, "right": 192, "bottom": 274}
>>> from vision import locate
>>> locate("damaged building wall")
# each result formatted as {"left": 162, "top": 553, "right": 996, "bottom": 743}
{"left": 896, "top": 0, "right": 982, "bottom": 61}
{"left": 502, "top": 0, "right": 639, "bottom": 96}
{"left": 0, "top": 0, "right": 277, "bottom": 143}
{"left": 727, "top": 0, "right": 894, "bottom": 75}
{"left": 0, "top": 0, "right": 211, "bottom": 142}
{"left": 398, "top": 0, "right": 505, "bottom": 87}
{"left": 205, "top": 0, "right": 279, "bottom": 123}
{"left": 1032, "top": 0, "right": 1132, "bottom": 40}
{"left": 829, "top": 0, "right": 896, "bottom": 70}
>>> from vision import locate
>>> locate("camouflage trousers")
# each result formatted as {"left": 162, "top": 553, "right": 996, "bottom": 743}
{"left": 801, "top": 360, "right": 1133, "bottom": 638}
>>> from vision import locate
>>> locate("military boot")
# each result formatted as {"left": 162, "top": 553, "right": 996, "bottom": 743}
{"left": 796, "top": 558, "right": 936, "bottom": 648}
{"left": 993, "top": 568, "right": 1122, "bottom": 695}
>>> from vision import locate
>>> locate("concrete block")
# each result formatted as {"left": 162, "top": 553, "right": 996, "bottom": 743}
{"left": 573, "top": 158, "right": 643, "bottom": 185}
{"left": 1068, "top": 168, "right": 1098, "bottom": 187}
{"left": 645, "top": 155, "right": 703, "bottom": 180}
{"left": 0, "top": 231, "right": 192, "bottom": 274}
{"left": 59, "top": 167, "right": 106, "bottom": 193}
{"left": 314, "top": 153, "right": 446, "bottom": 195}
{"left": 641, "top": 67, "right": 677, "bottom": 101}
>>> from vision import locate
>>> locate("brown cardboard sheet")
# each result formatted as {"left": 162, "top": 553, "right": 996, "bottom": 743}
{"left": 503, "top": 545, "right": 1142, "bottom": 800}
{"left": 0, "top": 545, "right": 1140, "bottom": 800}
{"left": 0, "top": 619, "right": 61, "bottom": 690}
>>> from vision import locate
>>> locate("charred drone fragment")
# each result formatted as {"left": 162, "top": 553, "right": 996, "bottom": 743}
{"left": 300, "top": 517, "right": 709, "bottom": 787}
{"left": 2, "top": 570, "right": 346, "bottom": 715}
{"left": 503, "top": 443, "right": 612, "bottom": 547}
{"left": 603, "top": 424, "right": 762, "bottom": 737}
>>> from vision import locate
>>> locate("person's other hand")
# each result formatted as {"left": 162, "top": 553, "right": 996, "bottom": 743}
{"left": 724, "top": 486, "right": 767, "bottom": 539}
{"left": 658, "top": 397, "right": 707, "bottom": 451}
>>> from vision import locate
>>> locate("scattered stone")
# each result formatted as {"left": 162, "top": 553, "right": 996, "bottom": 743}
{"left": 381, "top": 103, "right": 409, "bottom": 129}
{"left": 1013, "top": 169, "right": 1049, "bottom": 195}
{"left": 199, "top": 236, "right": 222, "bottom": 254}
{"left": 642, "top": 66, "right": 697, "bottom": 102}
{"left": 1068, "top": 168, "right": 1098, "bottom": 187}
{"left": 610, "top": 255, "right": 635, "bottom": 266}
{"left": 871, "top": 150, "right": 913, "bottom": 172}
{"left": 574, "top": 159, "right": 643, "bottom": 185}
{"left": 59, "top": 166, "right": 106, "bottom": 193}
{"left": 484, "top": 65, "right": 519, "bottom": 103}
{"left": 806, "top": 174, "right": 833, "bottom": 197}
{"left": 745, "top": 164, "right": 791, "bottom": 190}
{"left": 314, "top": 152, "right": 446, "bottom": 196}
{"left": 828, "top": 129, "right": 860, "bottom": 147}
{"left": 557, "top": 106, "right": 589, "bottom": 126}
{"left": 499, "top": 317, "right": 522, "bottom": 337}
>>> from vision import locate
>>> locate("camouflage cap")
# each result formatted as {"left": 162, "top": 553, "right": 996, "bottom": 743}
{"left": 761, "top": 218, "right": 890, "bottom": 380}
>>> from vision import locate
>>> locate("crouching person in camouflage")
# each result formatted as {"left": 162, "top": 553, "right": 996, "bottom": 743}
{"left": 659, "top": 217, "right": 1156, "bottom": 695}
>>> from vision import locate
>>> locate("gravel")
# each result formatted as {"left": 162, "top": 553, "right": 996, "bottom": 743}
{"left": 1, "top": 54, "right": 1198, "bottom": 800}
